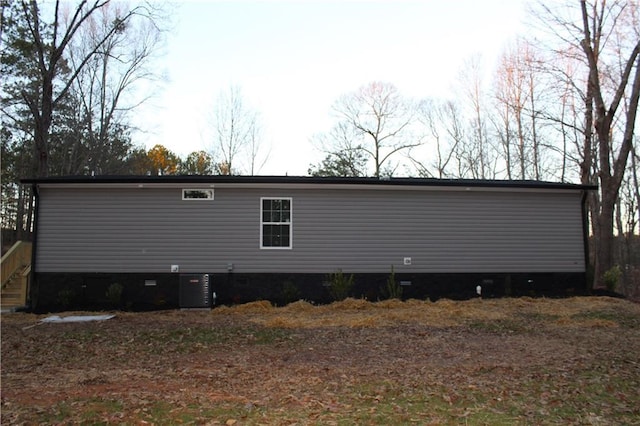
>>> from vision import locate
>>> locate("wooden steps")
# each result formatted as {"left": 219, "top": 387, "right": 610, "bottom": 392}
{"left": 1, "top": 242, "right": 32, "bottom": 310}
{"left": 1, "top": 265, "right": 30, "bottom": 309}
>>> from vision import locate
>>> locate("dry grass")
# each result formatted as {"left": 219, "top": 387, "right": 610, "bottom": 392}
{"left": 212, "top": 296, "right": 637, "bottom": 329}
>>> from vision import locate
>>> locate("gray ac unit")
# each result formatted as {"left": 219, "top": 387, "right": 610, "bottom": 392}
{"left": 179, "top": 274, "right": 212, "bottom": 309}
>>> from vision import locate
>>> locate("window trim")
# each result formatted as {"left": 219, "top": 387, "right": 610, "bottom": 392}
{"left": 182, "top": 188, "right": 214, "bottom": 200}
{"left": 260, "top": 197, "right": 293, "bottom": 249}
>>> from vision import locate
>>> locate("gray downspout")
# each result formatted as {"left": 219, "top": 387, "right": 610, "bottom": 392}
{"left": 581, "top": 190, "right": 592, "bottom": 292}
{"left": 27, "top": 183, "right": 40, "bottom": 312}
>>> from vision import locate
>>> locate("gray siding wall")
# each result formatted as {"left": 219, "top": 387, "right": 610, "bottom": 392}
{"left": 35, "top": 186, "right": 586, "bottom": 274}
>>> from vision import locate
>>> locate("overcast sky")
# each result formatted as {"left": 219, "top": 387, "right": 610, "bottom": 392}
{"left": 135, "top": 0, "right": 527, "bottom": 176}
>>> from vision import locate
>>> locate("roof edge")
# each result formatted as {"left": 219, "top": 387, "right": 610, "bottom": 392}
{"left": 20, "top": 175, "right": 598, "bottom": 191}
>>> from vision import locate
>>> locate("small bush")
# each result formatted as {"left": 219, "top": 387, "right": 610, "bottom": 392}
{"left": 280, "top": 280, "right": 300, "bottom": 304}
{"left": 381, "top": 266, "right": 403, "bottom": 300}
{"left": 603, "top": 265, "right": 622, "bottom": 292}
{"left": 106, "top": 282, "right": 123, "bottom": 307}
{"left": 56, "top": 287, "right": 76, "bottom": 309}
{"left": 327, "top": 269, "right": 354, "bottom": 301}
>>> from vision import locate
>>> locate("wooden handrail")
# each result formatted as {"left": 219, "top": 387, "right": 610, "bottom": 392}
{"left": 20, "top": 264, "right": 32, "bottom": 305}
{"left": 1, "top": 241, "right": 32, "bottom": 289}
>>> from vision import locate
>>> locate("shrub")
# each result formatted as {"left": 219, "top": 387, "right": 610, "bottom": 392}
{"left": 603, "top": 265, "right": 622, "bottom": 292}
{"left": 280, "top": 280, "right": 301, "bottom": 304}
{"left": 381, "top": 265, "right": 403, "bottom": 300}
{"left": 56, "top": 287, "right": 76, "bottom": 309}
{"left": 106, "top": 282, "right": 124, "bottom": 307}
{"left": 327, "top": 269, "right": 354, "bottom": 301}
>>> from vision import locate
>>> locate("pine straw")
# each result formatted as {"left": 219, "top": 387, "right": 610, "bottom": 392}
{"left": 214, "top": 300, "right": 274, "bottom": 314}
{"left": 211, "top": 296, "right": 639, "bottom": 329}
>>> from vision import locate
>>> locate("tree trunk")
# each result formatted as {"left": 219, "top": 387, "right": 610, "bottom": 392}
{"left": 34, "top": 63, "right": 55, "bottom": 178}
{"left": 594, "top": 188, "right": 616, "bottom": 288}
{"left": 633, "top": 149, "right": 640, "bottom": 234}
{"left": 614, "top": 196, "right": 626, "bottom": 265}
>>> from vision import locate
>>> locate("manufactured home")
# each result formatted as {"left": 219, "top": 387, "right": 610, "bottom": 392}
{"left": 21, "top": 175, "right": 594, "bottom": 311}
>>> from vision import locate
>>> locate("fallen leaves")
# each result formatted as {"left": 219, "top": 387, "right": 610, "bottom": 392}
{"left": 1, "top": 296, "right": 639, "bottom": 424}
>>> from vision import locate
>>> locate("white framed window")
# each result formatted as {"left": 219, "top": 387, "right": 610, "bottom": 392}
{"left": 182, "top": 189, "right": 214, "bottom": 200}
{"left": 260, "top": 197, "right": 292, "bottom": 249}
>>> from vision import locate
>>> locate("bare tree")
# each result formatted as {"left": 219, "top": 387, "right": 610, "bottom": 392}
{"left": 66, "top": 1, "right": 163, "bottom": 174}
{"left": 553, "top": 53, "right": 585, "bottom": 183}
{"left": 246, "top": 122, "right": 269, "bottom": 175}
{"left": 493, "top": 39, "right": 548, "bottom": 180}
{"left": 410, "top": 99, "right": 460, "bottom": 178}
{"left": 525, "top": 46, "right": 546, "bottom": 180}
{"left": 492, "top": 58, "right": 516, "bottom": 179}
{"left": 11, "top": 0, "right": 161, "bottom": 177}
{"left": 494, "top": 44, "right": 526, "bottom": 179}
{"left": 578, "top": 0, "right": 640, "bottom": 287}
{"left": 454, "top": 56, "right": 500, "bottom": 179}
{"left": 330, "top": 81, "right": 418, "bottom": 177}
{"left": 210, "top": 85, "right": 262, "bottom": 175}
{"left": 528, "top": 0, "right": 640, "bottom": 288}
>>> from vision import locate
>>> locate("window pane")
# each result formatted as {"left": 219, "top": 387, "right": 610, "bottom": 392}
{"left": 272, "top": 227, "right": 281, "bottom": 246}
{"left": 274, "top": 225, "right": 283, "bottom": 246}
{"left": 263, "top": 225, "right": 273, "bottom": 246}
{"left": 263, "top": 225, "right": 275, "bottom": 247}
{"left": 262, "top": 224, "right": 290, "bottom": 247}
{"left": 282, "top": 200, "right": 290, "bottom": 222}
{"left": 281, "top": 225, "right": 290, "bottom": 246}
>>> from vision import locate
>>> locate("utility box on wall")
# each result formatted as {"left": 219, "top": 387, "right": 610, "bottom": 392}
{"left": 179, "top": 274, "right": 212, "bottom": 309}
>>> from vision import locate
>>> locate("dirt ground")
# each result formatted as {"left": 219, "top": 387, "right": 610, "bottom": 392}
{"left": 1, "top": 297, "right": 640, "bottom": 425}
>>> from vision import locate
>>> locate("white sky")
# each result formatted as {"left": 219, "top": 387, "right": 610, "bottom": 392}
{"left": 135, "top": 0, "right": 527, "bottom": 176}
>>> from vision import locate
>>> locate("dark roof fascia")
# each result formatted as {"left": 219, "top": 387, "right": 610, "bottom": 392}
{"left": 20, "top": 175, "right": 598, "bottom": 191}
